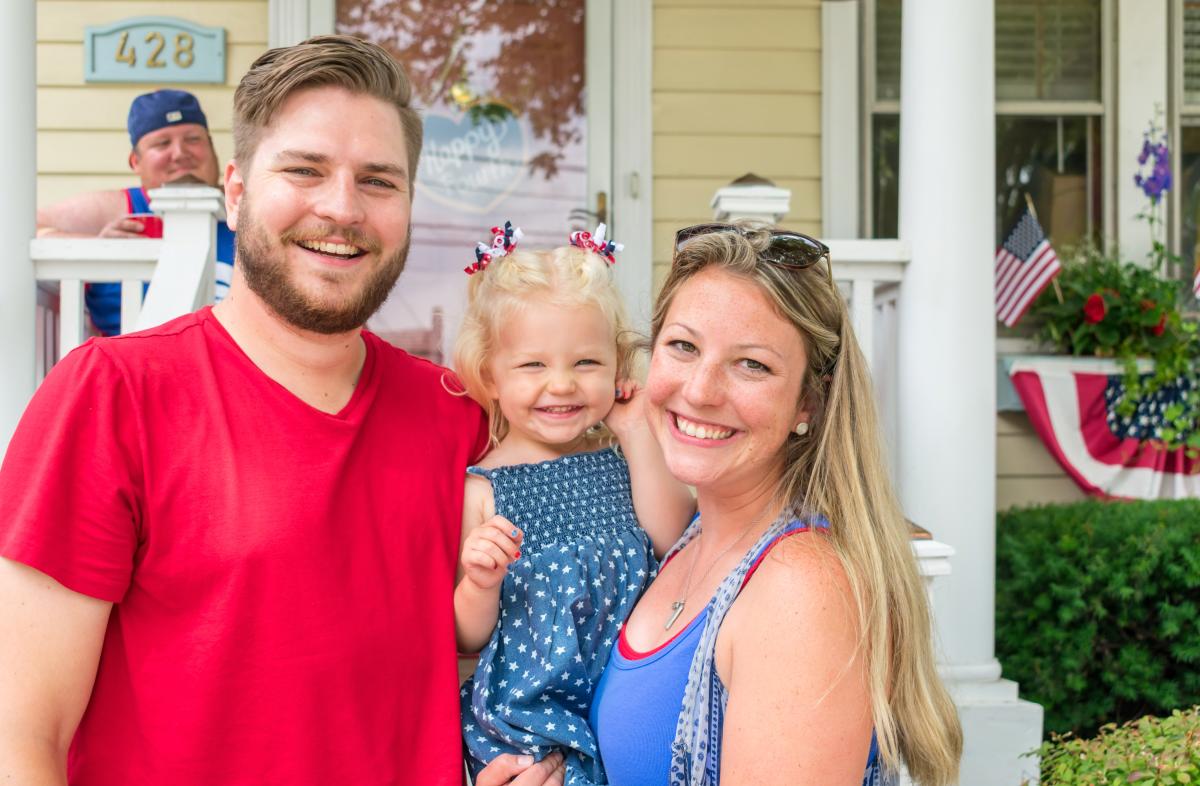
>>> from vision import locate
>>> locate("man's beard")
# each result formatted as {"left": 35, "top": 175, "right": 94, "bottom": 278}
{"left": 234, "top": 195, "right": 409, "bottom": 334}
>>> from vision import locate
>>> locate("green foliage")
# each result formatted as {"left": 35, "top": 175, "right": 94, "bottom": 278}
{"left": 996, "top": 500, "right": 1200, "bottom": 737}
{"left": 1027, "top": 245, "right": 1200, "bottom": 453}
{"left": 1034, "top": 706, "right": 1200, "bottom": 785}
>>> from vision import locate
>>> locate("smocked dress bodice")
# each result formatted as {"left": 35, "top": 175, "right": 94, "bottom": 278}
{"left": 461, "top": 447, "right": 657, "bottom": 783}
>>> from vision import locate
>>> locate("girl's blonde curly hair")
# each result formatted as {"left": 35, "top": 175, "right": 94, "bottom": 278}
{"left": 453, "top": 245, "right": 639, "bottom": 448}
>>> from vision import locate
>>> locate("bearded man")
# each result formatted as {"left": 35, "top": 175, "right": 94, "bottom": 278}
{"left": 0, "top": 36, "right": 563, "bottom": 786}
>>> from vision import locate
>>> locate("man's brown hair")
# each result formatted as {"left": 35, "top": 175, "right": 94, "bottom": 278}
{"left": 233, "top": 34, "right": 422, "bottom": 180}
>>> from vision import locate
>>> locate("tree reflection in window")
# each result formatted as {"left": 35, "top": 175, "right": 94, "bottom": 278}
{"left": 337, "top": 0, "right": 584, "bottom": 180}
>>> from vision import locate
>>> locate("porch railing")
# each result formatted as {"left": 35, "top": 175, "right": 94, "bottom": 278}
{"left": 828, "top": 238, "right": 910, "bottom": 473}
{"left": 30, "top": 184, "right": 225, "bottom": 378}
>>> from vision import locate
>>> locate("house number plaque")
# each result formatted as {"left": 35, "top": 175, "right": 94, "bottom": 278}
{"left": 84, "top": 17, "right": 225, "bottom": 84}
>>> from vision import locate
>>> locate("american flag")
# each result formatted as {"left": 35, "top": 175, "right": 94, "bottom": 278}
{"left": 1193, "top": 264, "right": 1200, "bottom": 299}
{"left": 995, "top": 207, "right": 1061, "bottom": 327}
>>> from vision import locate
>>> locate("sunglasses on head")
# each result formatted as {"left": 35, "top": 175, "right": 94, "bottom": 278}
{"left": 673, "top": 223, "right": 834, "bottom": 287}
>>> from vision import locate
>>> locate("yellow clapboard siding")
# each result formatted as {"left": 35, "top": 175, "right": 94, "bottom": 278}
{"left": 654, "top": 92, "right": 820, "bottom": 136}
{"left": 38, "top": 1, "right": 268, "bottom": 44}
{"left": 653, "top": 177, "right": 820, "bottom": 221}
{"left": 39, "top": 86, "right": 238, "bottom": 130}
{"left": 997, "top": 477, "right": 1086, "bottom": 510}
{"left": 38, "top": 42, "right": 265, "bottom": 87}
{"left": 38, "top": 174, "right": 142, "bottom": 208}
{"left": 655, "top": 49, "right": 819, "bottom": 94}
{"left": 655, "top": 7, "right": 819, "bottom": 50}
{"left": 655, "top": 135, "right": 819, "bottom": 179}
{"left": 39, "top": 129, "right": 234, "bottom": 173}
{"left": 997, "top": 431, "right": 1067, "bottom": 476}
{"left": 651, "top": 218, "right": 823, "bottom": 268}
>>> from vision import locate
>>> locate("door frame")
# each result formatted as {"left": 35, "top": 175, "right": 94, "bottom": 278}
{"left": 271, "top": 0, "right": 654, "bottom": 325}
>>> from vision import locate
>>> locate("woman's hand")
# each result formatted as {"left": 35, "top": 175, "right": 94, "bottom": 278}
{"left": 473, "top": 752, "right": 565, "bottom": 786}
{"left": 602, "top": 379, "right": 648, "bottom": 440}
{"left": 461, "top": 516, "right": 523, "bottom": 591}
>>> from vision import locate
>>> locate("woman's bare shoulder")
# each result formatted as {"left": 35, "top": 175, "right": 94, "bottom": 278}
{"left": 727, "top": 531, "right": 858, "bottom": 647}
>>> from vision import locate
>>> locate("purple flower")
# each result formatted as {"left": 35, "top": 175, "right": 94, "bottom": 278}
{"left": 1134, "top": 121, "right": 1172, "bottom": 202}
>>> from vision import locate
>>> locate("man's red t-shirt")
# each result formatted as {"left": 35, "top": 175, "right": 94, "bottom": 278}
{"left": 0, "top": 307, "right": 487, "bottom": 785}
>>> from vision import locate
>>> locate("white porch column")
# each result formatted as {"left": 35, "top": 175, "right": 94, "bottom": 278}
{"left": 897, "top": 1, "right": 1042, "bottom": 784}
{"left": 1116, "top": 0, "right": 1169, "bottom": 263}
{"left": 0, "top": 0, "right": 37, "bottom": 450}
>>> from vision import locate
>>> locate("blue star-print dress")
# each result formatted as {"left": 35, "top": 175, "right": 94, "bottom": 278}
{"left": 461, "top": 447, "right": 657, "bottom": 784}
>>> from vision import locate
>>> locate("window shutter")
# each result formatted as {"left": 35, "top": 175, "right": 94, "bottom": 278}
{"left": 996, "top": 0, "right": 1100, "bottom": 101}
{"left": 1186, "top": 2, "right": 1200, "bottom": 109}
{"left": 874, "top": 0, "right": 1101, "bottom": 104}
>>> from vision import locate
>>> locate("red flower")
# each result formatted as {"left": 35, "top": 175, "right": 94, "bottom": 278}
{"left": 1083, "top": 293, "right": 1106, "bottom": 324}
{"left": 1152, "top": 314, "right": 1167, "bottom": 336}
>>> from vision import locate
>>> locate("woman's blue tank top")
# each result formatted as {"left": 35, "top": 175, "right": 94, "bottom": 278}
{"left": 591, "top": 519, "right": 886, "bottom": 785}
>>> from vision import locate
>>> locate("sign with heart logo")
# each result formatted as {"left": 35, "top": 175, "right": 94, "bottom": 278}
{"left": 418, "top": 108, "right": 528, "bottom": 215}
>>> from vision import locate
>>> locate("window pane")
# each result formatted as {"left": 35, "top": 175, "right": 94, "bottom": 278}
{"left": 996, "top": 0, "right": 1101, "bottom": 102}
{"left": 872, "top": 115, "right": 900, "bottom": 238}
{"left": 875, "top": 0, "right": 1101, "bottom": 103}
{"left": 1180, "top": 126, "right": 1200, "bottom": 273}
{"left": 1186, "top": 2, "right": 1200, "bottom": 107}
{"left": 335, "top": 0, "right": 589, "bottom": 362}
{"left": 995, "top": 116, "right": 1101, "bottom": 249}
{"left": 876, "top": 0, "right": 902, "bottom": 102}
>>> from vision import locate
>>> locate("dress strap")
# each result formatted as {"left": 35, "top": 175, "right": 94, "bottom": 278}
{"left": 465, "top": 465, "right": 494, "bottom": 480}
{"left": 740, "top": 515, "right": 829, "bottom": 589}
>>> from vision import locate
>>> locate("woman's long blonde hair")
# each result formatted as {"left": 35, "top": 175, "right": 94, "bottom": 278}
{"left": 453, "top": 245, "right": 639, "bottom": 448}
{"left": 652, "top": 222, "right": 962, "bottom": 786}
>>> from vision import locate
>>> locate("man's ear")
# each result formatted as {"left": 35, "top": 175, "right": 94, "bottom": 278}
{"left": 128, "top": 148, "right": 140, "bottom": 173}
{"left": 224, "top": 159, "right": 244, "bottom": 231}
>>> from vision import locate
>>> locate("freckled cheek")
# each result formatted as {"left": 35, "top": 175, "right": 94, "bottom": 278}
{"left": 644, "top": 356, "right": 677, "bottom": 410}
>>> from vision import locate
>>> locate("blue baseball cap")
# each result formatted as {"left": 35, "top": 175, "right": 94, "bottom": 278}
{"left": 127, "top": 89, "right": 209, "bottom": 148}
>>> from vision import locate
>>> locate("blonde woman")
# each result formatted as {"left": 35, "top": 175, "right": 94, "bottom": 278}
{"left": 487, "top": 221, "right": 961, "bottom": 785}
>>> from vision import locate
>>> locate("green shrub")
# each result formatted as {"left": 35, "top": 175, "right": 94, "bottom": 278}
{"left": 996, "top": 500, "right": 1200, "bottom": 736}
{"left": 1035, "top": 706, "right": 1200, "bottom": 785}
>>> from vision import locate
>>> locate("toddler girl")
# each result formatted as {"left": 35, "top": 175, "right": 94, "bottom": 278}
{"left": 453, "top": 222, "right": 693, "bottom": 783}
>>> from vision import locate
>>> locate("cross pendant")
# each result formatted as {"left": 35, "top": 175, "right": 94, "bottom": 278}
{"left": 665, "top": 600, "right": 685, "bottom": 630}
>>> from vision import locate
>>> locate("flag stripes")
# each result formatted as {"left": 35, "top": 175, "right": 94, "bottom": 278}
{"left": 995, "top": 208, "right": 1061, "bottom": 327}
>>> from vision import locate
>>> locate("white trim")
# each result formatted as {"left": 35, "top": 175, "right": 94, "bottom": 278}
{"left": 1116, "top": 0, "right": 1169, "bottom": 264}
{"left": 1170, "top": 0, "right": 1185, "bottom": 261}
{"left": 270, "top": 0, "right": 309, "bottom": 47}
{"left": 309, "top": 0, "right": 335, "bottom": 37}
{"left": 1103, "top": 0, "right": 1117, "bottom": 249}
{"left": 611, "top": 0, "right": 653, "bottom": 330}
{"left": 270, "top": 0, "right": 333, "bottom": 45}
{"left": 861, "top": 0, "right": 877, "bottom": 236}
{"left": 994, "top": 100, "right": 1105, "bottom": 115}
{"left": 1, "top": 0, "right": 37, "bottom": 450}
{"left": 586, "top": 0, "right": 613, "bottom": 232}
{"left": 822, "top": 0, "right": 861, "bottom": 238}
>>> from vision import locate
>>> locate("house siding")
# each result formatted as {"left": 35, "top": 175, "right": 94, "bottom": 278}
{"left": 651, "top": 0, "right": 823, "bottom": 291}
{"left": 997, "top": 412, "right": 1086, "bottom": 509}
{"left": 36, "top": 0, "right": 268, "bottom": 208}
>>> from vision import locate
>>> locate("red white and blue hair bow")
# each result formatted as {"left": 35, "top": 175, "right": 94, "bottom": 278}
{"left": 465, "top": 221, "right": 523, "bottom": 275}
{"left": 570, "top": 223, "right": 622, "bottom": 265}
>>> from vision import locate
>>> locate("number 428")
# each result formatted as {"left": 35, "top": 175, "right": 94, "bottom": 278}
{"left": 114, "top": 31, "right": 195, "bottom": 69}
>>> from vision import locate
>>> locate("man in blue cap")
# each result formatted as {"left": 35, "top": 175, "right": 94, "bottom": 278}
{"left": 36, "top": 89, "right": 236, "bottom": 335}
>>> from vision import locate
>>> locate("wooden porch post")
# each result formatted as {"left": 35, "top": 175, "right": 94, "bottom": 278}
{"left": 0, "top": 1, "right": 37, "bottom": 450}
{"left": 896, "top": 0, "right": 1043, "bottom": 782}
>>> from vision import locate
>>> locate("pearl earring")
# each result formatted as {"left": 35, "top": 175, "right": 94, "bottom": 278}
{"left": 793, "top": 421, "right": 809, "bottom": 436}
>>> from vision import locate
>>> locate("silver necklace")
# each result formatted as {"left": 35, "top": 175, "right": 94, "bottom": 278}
{"left": 664, "top": 507, "right": 772, "bottom": 631}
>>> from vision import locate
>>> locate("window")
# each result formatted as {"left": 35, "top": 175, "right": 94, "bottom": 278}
{"left": 1175, "top": 1, "right": 1200, "bottom": 273}
{"left": 865, "top": 0, "right": 1107, "bottom": 250}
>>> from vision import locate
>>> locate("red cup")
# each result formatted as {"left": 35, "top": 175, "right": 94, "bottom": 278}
{"left": 129, "top": 213, "right": 164, "bottom": 238}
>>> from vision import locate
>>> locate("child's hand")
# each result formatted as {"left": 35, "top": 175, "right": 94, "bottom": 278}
{"left": 603, "top": 379, "right": 648, "bottom": 440}
{"left": 461, "top": 515, "right": 524, "bottom": 590}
